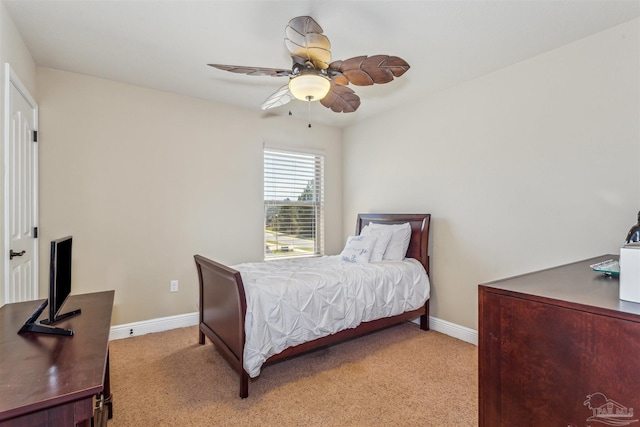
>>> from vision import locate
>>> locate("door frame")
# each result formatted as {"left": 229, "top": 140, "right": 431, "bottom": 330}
{"left": 3, "top": 63, "right": 39, "bottom": 302}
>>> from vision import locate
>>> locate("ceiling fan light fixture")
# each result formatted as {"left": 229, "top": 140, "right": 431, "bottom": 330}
{"left": 209, "top": 16, "right": 410, "bottom": 115}
{"left": 288, "top": 72, "right": 331, "bottom": 102}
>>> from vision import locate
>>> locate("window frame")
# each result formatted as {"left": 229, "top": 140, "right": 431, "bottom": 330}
{"left": 263, "top": 148, "right": 325, "bottom": 260}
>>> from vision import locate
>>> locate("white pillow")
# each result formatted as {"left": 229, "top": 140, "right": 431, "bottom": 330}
{"left": 367, "top": 222, "right": 412, "bottom": 261}
{"left": 360, "top": 225, "right": 393, "bottom": 263}
{"left": 340, "top": 234, "right": 378, "bottom": 263}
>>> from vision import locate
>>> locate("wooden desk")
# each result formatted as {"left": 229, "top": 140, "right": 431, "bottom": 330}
{"left": 0, "top": 291, "right": 114, "bottom": 427}
{"left": 479, "top": 256, "right": 640, "bottom": 427}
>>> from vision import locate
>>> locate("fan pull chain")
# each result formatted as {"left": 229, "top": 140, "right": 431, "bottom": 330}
{"left": 307, "top": 96, "right": 312, "bottom": 128}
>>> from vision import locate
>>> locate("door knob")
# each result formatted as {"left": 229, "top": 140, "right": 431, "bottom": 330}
{"left": 10, "top": 250, "right": 26, "bottom": 260}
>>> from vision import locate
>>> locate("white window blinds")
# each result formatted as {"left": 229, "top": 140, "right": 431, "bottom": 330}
{"left": 264, "top": 149, "right": 324, "bottom": 259}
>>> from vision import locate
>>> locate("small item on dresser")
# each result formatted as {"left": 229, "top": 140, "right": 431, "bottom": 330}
{"left": 589, "top": 259, "right": 620, "bottom": 275}
{"left": 619, "top": 243, "right": 640, "bottom": 303}
{"left": 625, "top": 210, "right": 640, "bottom": 243}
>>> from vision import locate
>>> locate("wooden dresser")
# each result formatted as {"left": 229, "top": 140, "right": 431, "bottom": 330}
{"left": 479, "top": 255, "right": 640, "bottom": 427}
{"left": 0, "top": 291, "right": 114, "bottom": 427}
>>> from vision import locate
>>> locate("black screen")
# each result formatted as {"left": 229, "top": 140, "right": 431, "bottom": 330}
{"left": 49, "top": 236, "right": 72, "bottom": 321}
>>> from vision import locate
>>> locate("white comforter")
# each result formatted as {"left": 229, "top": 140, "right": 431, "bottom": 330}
{"left": 232, "top": 255, "right": 430, "bottom": 378}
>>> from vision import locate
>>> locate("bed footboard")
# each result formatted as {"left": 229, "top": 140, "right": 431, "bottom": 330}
{"left": 194, "top": 255, "right": 249, "bottom": 397}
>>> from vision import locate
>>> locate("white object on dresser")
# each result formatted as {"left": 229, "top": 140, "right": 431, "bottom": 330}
{"left": 619, "top": 243, "right": 640, "bottom": 303}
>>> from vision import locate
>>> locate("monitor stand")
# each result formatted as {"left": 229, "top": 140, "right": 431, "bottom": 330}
{"left": 40, "top": 308, "right": 82, "bottom": 326}
{"left": 18, "top": 322, "right": 74, "bottom": 336}
{"left": 16, "top": 300, "right": 75, "bottom": 336}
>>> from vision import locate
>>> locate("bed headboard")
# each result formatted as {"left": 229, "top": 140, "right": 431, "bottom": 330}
{"left": 355, "top": 213, "right": 431, "bottom": 274}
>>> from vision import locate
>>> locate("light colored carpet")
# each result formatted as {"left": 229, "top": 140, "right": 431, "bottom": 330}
{"left": 108, "top": 323, "right": 478, "bottom": 426}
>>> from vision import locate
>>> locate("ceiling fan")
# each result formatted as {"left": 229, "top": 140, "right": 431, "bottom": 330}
{"left": 208, "top": 16, "right": 410, "bottom": 114}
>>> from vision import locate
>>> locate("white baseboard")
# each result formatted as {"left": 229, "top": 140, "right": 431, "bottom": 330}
{"left": 111, "top": 312, "right": 478, "bottom": 346}
{"left": 418, "top": 316, "right": 478, "bottom": 345}
{"left": 109, "top": 311, "right": 199, "bottom": 341}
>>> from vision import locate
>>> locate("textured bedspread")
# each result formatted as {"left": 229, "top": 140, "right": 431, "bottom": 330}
{"left": 232, "top": 256, "right": 430, "bottom": 377}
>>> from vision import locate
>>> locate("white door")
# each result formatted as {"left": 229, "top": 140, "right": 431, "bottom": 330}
{"left": 4, "top": 64, "right": 38, "bottom": 303}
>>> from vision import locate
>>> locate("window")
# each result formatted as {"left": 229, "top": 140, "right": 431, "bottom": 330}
{"left": 264, "top": 148, "right": 324, "bottom": 259}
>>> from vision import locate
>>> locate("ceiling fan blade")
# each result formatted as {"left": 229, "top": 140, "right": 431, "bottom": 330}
{"left": 284, "top": 16, "right": 331, "bottom": 69}
{"left": 208, "top": 64, "right": 291, "bottom": 77}
{"left": 328, "top": 55, "right": 410, "bottom": 86}
{"left": 320, "top": 82, "right": 360, "bottom": 113}
{"left": 261, "top": 85, "right": 295, "bottom": 110}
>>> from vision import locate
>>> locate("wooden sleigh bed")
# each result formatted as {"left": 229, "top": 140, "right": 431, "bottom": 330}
{"left": 194, "top": 213, "right": 431, "bottom": 398}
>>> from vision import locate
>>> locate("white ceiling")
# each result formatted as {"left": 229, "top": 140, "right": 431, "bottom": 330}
{"left": 4, "top": 0, "right": 639, "bottom": 128}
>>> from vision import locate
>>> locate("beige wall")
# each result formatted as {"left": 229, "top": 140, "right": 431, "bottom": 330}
{"left": 0, "top": 1, "right": 37, "bottom": 306}
{"left": 343, "top": 19, "right": 640, "bottom": 330}
{"left": 36, "top": 68, "right": 343, "bottom": 324}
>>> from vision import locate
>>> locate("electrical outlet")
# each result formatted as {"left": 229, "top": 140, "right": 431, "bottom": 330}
{"left": 170, "top": 280, "right": 179, "bottom": 292}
